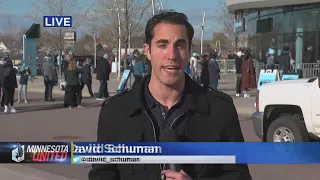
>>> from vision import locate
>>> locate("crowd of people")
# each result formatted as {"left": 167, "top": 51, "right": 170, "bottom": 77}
{"left": 42, "top": 51, "right": 112, "bottom": 109}
{"left": 0, "top": 49, "right": 114, "bottom": 113}
{"left": 181, "top": 48, "right": 257, "bottom": 97}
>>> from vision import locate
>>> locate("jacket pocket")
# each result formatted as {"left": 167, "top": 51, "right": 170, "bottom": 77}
{"left": 116, "top": 131, "right": 143, "bottom": 142}
{"left": 118, "top": 164, "right": 146, "bottom": 175}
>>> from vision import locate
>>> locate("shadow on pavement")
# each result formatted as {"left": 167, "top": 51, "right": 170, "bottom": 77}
{"left": 25, "top": 96, "right": 93, "bottom": 103}
{"left": 0, "top": 102, "right": 102, "bottom": 114}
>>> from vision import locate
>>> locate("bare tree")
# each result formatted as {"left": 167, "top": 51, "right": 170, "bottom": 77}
{"left": 27, "top": 0, "right": 87, "bottom": 75}
{"left": 0, "top": 16, "right": 20, "bottom": 55}
{"left": 213, "top": 0, "right": 237, "bottom": 51}
{"left": 90, "top": 0, "right": 151, "bottom": 68}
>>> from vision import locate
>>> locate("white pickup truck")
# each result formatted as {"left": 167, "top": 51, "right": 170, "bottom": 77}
{"left": 252, "top": 77, "right": 320, "bottom": 142}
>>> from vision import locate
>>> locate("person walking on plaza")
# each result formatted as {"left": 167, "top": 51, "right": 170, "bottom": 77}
{"left": 208, "top": 52, "right": 220, "bottom": 90}
{"left": 2, "top": 60, "right": 17, "bottom": 113}
{"left": 95, "top": 51, "right": 111, "bottom": 100}
{"left": 278, "top": 45, "right": 291, "bottom": 78}
{"left": 241, "top": 49, "right": 256, "bottom": 98}
{"left": 42, "top": 55, "right": 58, "bottom": 102}
{"left": 200, "top": 53, "right": 210, "bottom": 88}
{"left": 79, "top": 58, "right": 94, "bottom": 97}
{"left": 64, "top": 56, "right": 84, "bottom": 109}
{"left": 132, "top": 54, "right": 145, "bottom": 87}
{"left": 0, "top": 57, "right": 5, "bottom": 109}
{"left": 17, "top": 65, "right": 32, "bottom": 104}
{"left": 266, "top": 48, "right": 275, "bottom": 70}
{"left": 190, "top": 53, "right": 200, "bottom": 82}
{"left": 89, "top": 10, "right": 251, "bottom": 180}
{"left": 235, "top": 50, "right": 243, "bottom": 97}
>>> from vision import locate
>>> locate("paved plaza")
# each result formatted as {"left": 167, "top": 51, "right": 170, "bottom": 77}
{"left": 0, "top": 74, "right": 319, "bottom": 180}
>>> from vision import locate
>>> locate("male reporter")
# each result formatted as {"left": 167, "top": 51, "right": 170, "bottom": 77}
{"left": 89, "top": 10, "right": 251, "bottom": 180}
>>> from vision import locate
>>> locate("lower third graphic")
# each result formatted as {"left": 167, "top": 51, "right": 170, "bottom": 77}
{"left": 12, "top": 144, "right": 25, "bottom": 162}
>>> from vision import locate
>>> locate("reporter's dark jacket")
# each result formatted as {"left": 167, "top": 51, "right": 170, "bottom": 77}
{"left": 89, "top": 74, "right": 252, "bottom": 180}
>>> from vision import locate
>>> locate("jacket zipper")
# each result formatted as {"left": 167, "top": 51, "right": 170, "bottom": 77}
{"left": 144, "top": 111, "right": 162, "bottom": 179}
{"left": 170, "top": 113, "right": 185, "bottom": 129}
{"left": 144, "top": 111, "right": 185, "bottom": 179}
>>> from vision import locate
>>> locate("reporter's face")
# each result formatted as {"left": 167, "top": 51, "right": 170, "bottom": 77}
{"left": 144, "top": 23, "right": 190, "bottom": 86}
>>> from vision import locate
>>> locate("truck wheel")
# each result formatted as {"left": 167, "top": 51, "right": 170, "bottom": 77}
{"left": 266, "top": 115, "right": 310, "bottom": 142}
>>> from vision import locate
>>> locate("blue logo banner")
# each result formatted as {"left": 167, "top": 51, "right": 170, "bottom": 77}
{"left": 72, "top": 142, "right": 320, "bottom": 164}
{"left": 282, "top": 74, "right": 299, "bottom": 80}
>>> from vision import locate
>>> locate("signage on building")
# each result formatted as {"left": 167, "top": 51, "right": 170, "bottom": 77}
{"left": 64, "top": 31, "right": 76, "bottom": 41}
{"left": 234, "top": 18, "right": 245, "bottom": 33}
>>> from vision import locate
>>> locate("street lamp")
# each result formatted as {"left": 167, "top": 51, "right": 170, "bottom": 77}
{"left": 115, "top": 0, "right": 122, "bottom": 79}
{"left": 200, "top": 12, "right": 206, "bottom": 54}
{"left": 151, "top": 0, "right": 155, "bottom": 15}
{"left": 94, "top": 33, "right": 97, "bottom": 69}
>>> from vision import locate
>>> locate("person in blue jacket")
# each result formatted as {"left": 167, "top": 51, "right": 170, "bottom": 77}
{"left": 132, "top": 54, "right": 145, "bottom": 87}
{"left": 184, "top": 61, "right": 191, "bottom": 75}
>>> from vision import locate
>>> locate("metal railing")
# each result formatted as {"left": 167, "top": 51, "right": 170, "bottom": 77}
{"left": 216, "top": 59, "right": 320, "bottom": 84}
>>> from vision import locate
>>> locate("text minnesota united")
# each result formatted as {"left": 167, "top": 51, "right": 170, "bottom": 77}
{"left": 74, "top": 144, "right": 162, "bottom": 154}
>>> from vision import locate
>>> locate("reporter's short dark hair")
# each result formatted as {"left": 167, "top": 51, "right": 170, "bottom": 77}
{"left": 145, "top": 10, "right": 194, "bottom": 51}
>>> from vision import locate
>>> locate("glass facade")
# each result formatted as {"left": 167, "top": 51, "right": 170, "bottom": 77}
{"left": 243, "top": 3, "right": 320, "bottom": 65}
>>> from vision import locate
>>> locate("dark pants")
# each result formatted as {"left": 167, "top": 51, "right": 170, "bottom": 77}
{"left": 66, "top": 85, "right": 82, "bottom": 107}
{"left": 236, "top": 75, "right": 242, "bottom": 94}
{"left": 209, "top": 79, "right": 219, "bottom": 90}
{"left": 3, "top": 87, "right": 14, "bottom": 106}
{"left": 97, "top": 80, "right": 109, "bottom": 98}
{"left": 81, "top": 83, "right": 93, "bottom": 97}
{"left": 44, "top": 80, "right": 54, "bottom": 101}
{"left": 0, "top": 86, "right": 3, "bottom": 107}
{"left": 133, "top": 75, "right": 142, "bottom": 87}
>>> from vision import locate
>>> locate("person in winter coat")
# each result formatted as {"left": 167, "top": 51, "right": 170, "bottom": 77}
{"left": 278, "top": 46, "right": 291, "bottom": 78}
{"left": 64, "top": 57, "right": 84, "bottom": 109}
{"left": 41, "top": 55, "right": 58, "bottom": 101}
{"left": 208, "top": 53, "right": 220, "bottom": 90}
{"left": 200, "top": 53, "right": 210, "bottom": 88}
{"left": 95, "top": 52, "right": 111, "bottom": 100}
{"left": 266, "top": 48, "right": 275, "bottom": 70}
{"left": 132, "top": 54, "right": 145, "bottom": 87}
{"left": 79, "top": 58, "right": 94, "bottom": 97}
{"left": 0, "top": 57, "right": 5, "bottom": 109}
{"left": 241, "top": 49, "right": 256, "bottom": 98}
{"left": 17, "top": 65, "right": 32, "bottom": 104}
{"left": 2, "top": 60, "right": 17, "bottom": 113}
{"left": 235, "top": 50, "right": 243, "bottom": 97}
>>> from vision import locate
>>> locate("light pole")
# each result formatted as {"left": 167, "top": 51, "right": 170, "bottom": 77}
{"left": 151, "top": 0, "right": 155, "bottom": 15}
{"left": 115, "top": 0, "right": 122, "bottom": 79}
{"left": 200, "top": 12, "right": 206, "bottom": 54}
{"left": 128, "top": 22, "right": 131, "bottom": 53}
{"left": 94, "top": 33, "right": 97, "bottom": 69}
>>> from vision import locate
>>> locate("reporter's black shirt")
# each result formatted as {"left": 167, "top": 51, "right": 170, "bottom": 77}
{"left": 144, "top": 79, "right": 185, "bottom": 131}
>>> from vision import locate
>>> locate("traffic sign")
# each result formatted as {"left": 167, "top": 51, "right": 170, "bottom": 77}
{"left": 112, "top": 48, "right": 117, "bottom": 54}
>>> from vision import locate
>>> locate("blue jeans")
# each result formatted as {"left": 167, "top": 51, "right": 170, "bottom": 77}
{"left": 209, "top": 79, "right": 218, "bottom": 90}
{"left": 18, "top": 84, "right": 27, "bottom": 101}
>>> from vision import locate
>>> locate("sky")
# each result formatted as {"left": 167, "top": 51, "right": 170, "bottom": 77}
{"left": 0, "top": 0, "right": 223, "bottom": 40}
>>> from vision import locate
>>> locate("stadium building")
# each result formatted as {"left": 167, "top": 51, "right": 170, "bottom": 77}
{"left": 226, "top": 0, "right": 320, "bottom": 65}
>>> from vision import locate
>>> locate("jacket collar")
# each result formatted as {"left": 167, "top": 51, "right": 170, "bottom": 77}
{"left": 127, "top": 73, "right": 209, "bottom": 115}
